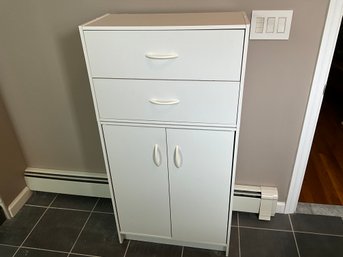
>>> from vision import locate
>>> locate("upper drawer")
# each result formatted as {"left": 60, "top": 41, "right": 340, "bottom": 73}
{"left": 93, "top": 79, "right": 240, "bottom": 126}
{"left": 83, "top": 30, "right": 245, "bottom": 81}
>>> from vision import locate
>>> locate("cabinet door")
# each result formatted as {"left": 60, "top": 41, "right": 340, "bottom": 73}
{"left": 103, "top": 125, "right": 171, "bottom": 237}
{"left": 167, "top": 129, "right": 234, "bottom": 244}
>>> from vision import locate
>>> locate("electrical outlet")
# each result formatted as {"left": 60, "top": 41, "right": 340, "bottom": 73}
{"left": 250, "top": 10, "right": 293, "bottom": 40}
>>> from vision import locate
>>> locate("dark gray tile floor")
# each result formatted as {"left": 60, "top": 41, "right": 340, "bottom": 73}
{"left": 0, "top": 192, "right": 343, "bottom": 257}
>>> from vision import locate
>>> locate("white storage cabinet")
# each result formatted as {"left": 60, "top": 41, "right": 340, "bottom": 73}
{"left": 79, "top": 12, "right": 249, "bottom": 255}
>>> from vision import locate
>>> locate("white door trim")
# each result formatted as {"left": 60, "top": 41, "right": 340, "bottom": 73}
{"left": 285, "top": 0, "right": 343, "bottom": 213}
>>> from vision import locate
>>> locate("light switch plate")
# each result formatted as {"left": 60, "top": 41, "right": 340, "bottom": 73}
{"left": 250, "top": 10, "right": 293, "bottom": 40}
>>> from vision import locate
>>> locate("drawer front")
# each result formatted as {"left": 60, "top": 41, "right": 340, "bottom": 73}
{"left": 93, "top": 79, "right": 239, "bottom": 125}
{"left": 84, "top": 30, "right": 245, "bottom": 81}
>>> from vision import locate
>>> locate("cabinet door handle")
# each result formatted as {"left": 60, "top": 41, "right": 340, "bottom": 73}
{"left": 153, "top": 144, "right": 162, "bottom": 167}
{"left": 145, "top": 53, "right": 178, "bottom": 59}
{"left": 174, "top": 145, "right": 183, "bottom": 168}
{"left": 149, "top": 99, "right": 180, "bottom": 105}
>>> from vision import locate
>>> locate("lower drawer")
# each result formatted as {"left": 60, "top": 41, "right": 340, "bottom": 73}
{"left": 93, "top": 79, "right": 240, "bottom": 125}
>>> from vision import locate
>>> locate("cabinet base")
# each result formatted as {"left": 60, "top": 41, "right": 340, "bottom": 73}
{"left": 122, "top": 233, "right": 227, "bottom": 251}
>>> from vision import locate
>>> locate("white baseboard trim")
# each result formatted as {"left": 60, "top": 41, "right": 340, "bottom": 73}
{"left": 276, "top": 202, "right": 286, "bottom": 214}
{"left": 25, "top": 167, "right": 111, "bottom": 198}
{"left": 8, "top": 187, "right": 32, "bottom": 217}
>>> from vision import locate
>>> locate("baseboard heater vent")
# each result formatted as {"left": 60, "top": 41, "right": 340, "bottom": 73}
{"left": 233, "top": 185, "right": 278, "bottom": 221}
{"left": 25, "top": 169, "right": 278, "bottom": 219}
{"left": 24, "top": 168, "right": 111, "bottom": 198}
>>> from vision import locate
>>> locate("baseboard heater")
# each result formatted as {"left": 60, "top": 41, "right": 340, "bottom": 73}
{"left": 24, "top": 168, "right": 111, "bottom": 198}
{"left": 232, "top": 184, "right": 278, "bottom": 220}
{"left": 25, "top": 169, "right": 278, "bottom": 219}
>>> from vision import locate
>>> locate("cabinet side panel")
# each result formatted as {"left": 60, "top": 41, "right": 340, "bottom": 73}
{"left": 167, "top": 129, "right": 234, "bottom": 244}
{"left": 103, "top": 125, "right": 171, "bottom": 238}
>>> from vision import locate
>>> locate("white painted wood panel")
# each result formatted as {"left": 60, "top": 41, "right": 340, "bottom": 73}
{"left": 82, "top": 12, "right": 247, "bottom": 29}
{"left": 103, "top": 125, "right": 171, "bottom": 237}
{"left": 80, "top": 12, "right": 250, "bottom": 253}
{"left": 167, "top": 129, "right": 234, "bottom": 244}
{"left": 84, "top": 30, "right": 244, "bottom": 81}
{"left": 93, "top": 79, "right": 240, "bottom": 125}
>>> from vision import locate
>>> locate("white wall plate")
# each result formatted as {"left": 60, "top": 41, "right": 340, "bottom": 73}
{"left": 250, "top": 10, "right": 293, "bottom": 40}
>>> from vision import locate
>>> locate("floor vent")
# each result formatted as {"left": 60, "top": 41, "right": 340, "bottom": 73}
{"left": 233, "top": 185, "right": 278, "bottom": 220}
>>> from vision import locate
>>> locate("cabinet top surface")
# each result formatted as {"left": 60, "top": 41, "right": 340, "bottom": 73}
{"left": 81, "top": 12, "right": 249, "bottom": 30}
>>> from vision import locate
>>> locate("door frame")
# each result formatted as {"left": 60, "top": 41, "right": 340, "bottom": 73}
{"left": 285, "top": 0, "right": 343, "bottom": 213}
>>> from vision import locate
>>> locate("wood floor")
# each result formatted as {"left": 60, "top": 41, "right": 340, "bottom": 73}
{"left": 299, "top": 89, "right": 343, "bottom": 205}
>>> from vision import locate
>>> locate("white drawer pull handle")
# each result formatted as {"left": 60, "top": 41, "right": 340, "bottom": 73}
{"left": 149, "top": 99, "right": 180, "bottom": 105}
{"left": 174, "top": 145, "right": 183, "bottom": 168}
{"left": 145, "top": 53, "right": 179, "bottom": 59}
{"left": 153, "top": 144, "right": 162, "bottom": 167}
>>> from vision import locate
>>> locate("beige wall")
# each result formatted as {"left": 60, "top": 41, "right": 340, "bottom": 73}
{"left": 0, "top": 0, "right": 329, "bottom": 200}
{"left": 0, "top": 95, "right": 26, "bottom": 207}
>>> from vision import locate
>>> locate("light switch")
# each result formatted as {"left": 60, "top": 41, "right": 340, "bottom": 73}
{"left": 255, "top": 17, "right": 265, "bottom": 33}
{"left": 266, "top": 17, "right": 276, "bottom": 33}
{"left": 250, "top": 10, "right": 293, "bottom": 40}
{"left": 277, "top": 17, "right": 287, "bottom": 33}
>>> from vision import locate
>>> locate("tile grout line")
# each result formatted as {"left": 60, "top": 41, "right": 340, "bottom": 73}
{"left": 288, "top": 214, "right": 301, "bottom": 257}
{"left": 24, "top": 204, "right": 114, "bottom": 214}
{"left": 235, "top": 221, "right": 343, "bottom": 238}
{"left": 22, "top": 246, "right": 101, "bottom": 256}
{"left": 11, "top": 194, "right": 59, "bottom": 257}
{"left": 67, "top": 252, "right": 101, "bottom": 257}
{"left": 123, "top": 240, "right": 131, "bottom": 257}
{"left": 67, "top": 198, "right": 100, "bottom": 257}
{"left": 19, "top": 246, "right": 100, "bottom": 257}
{"left": 234, "top": 224, "right": 343, "bottom": 238}
{"left": 89, "top": 210, "right": 113, "bottom": 215}
{"left": 24, "top": 204, "right": 90, "bottom": 212}
{"left": 294, "top": 230, "right": 343, "bottom": 238}
{"left": 237, "top": 212, "right": 241, "bottom": 257}
{"left": 0, "top": 243, "right": 19, "bottom": 248}
{"left": 18, "top": 246, "right": 69, "bottom": 254}
{"left": 180, "top": 246, "right": 184, "bottom": 257}
{"left": 239, "top": 225, "right": 293, "bottom": 233}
